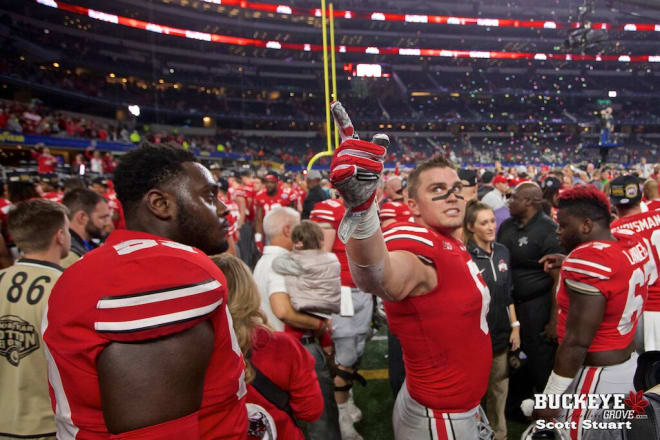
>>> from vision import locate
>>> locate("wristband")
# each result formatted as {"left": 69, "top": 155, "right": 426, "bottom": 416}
{"left": 511, "top": 321, "right": 520, "bottom": 328}
{"left": 542, "top": 371, "right": 574, "bottom": 395}
{"left": 254, "top": 233, "right": 263, "bottom": 242}
{"left": 352, "top": 202, "right": 380, "bottom": 240}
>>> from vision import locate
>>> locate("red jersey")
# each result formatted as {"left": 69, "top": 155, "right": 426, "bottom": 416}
{"left": 611, "top": 211, "right": 660, "bottom": 311}
{"left": 43, "top": 192, "right": 63, "bottom": 203}
{"left": 32, "top": 151, "right": 58, "bottom": 174}
{"left": 43, "top": 230, "right": 247, "bottom": 439}
{"left": 247, "top": 328, "right": 322, "bottom": 440}
{"left": 382, "top": 222, "right": 492, "bottom": 412}
{"left": 557, "top": 229, "right": 649, "bottom": 352}
{"left": 379, "top": 201, "right": 413, "bottom": 224}
{"left": 282, "top": 187, "right": 300, "bottom": 211}
{"left": 220, "top": 195, "right": 240, "bottom": 241}
{"left": 310, "top": 199, "right": 355, "bottom": 287}
{"left": 646, "top": 199, "right": 660, "bottom": 211}
{"left": 254, "top": 189, "right": 292, "bottom": 218}
{"left": 234, "top": 185, "right": 256, "bottom": 222}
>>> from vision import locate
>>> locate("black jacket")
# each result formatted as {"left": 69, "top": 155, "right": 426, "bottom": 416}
{"left": 301, "top": 185, "right": 329, "bottom": 220}
{"left": 467, "top": 240, "right": 514, "bottom": 353}
{"left": 69, "top": 229, "right": 97, "bottom": 258}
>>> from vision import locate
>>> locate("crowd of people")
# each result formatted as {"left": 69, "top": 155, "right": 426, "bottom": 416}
{"left": 2, "top": 139, "right": 660, "bottom": 440}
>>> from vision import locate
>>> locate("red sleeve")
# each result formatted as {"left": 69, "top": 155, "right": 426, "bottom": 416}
{"left": 310, "top": 200, "right": 341, "bottom": 229}
{"left": 282, "top": 333, "right": 324, "bottom": 422}
{"left": 94, "top": 254, "right": 226, "bottom": 342}
{"left": 383, "top": 222, "right": 438, "bottom": 264}
{"left": 379, "top": 202, "right": 398, "bottom": 221}
{"left": 561, "top": 245, "right": 619, "bottom": 298}
{"left": 319, "top": 329, "right": 333, "bottom": 348}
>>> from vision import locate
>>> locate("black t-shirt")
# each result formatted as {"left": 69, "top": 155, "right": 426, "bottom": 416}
{"left": 301, "top": 185, "right": 329, "bottom": 219}
{"left": 496, "top": 209, "right": 563, "bottom": 302}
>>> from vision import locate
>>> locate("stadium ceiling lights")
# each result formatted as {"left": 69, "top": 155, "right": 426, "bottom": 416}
{"left": 35, "top": 0, "right": 660, "bottom": 63}
{"left": 192, "top": 0, "right": 660, "bottom": 32}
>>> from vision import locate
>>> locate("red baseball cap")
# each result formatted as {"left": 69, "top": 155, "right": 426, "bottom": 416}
{"left": 492, "top": 174, "right": 508, "bottom": 185}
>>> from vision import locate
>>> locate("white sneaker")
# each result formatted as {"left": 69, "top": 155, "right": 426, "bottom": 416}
{"left": 346, "top": 395, "right": 362, "bottom": 423}
{"left": 338, "top": 404, "right": 363, "bottom": 440}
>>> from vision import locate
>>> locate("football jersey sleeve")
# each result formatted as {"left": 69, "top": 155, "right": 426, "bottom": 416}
{"left": 310, "top": 201, "right": 341, "bottom": 229}
{"left": 94, "top": 255, "right": 226, "bottom": 342}
{"left": 379, "top": 202, "right": 399, "bottom": 221}
{"left": 382, "top": 222, "right": 437, "bottom": 265}
{"left": 561, "top": 246, "right": 617, "bottom": 297}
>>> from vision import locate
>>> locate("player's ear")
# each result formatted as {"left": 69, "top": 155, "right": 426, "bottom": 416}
{"left": 145, "top": 189, "right": 175, "bottom": 221}
{"left": 408, "top": 197, "right": 420, "bottom": 217}
{"left": 54, "top": 228, "right": 66, "bottom": 247}
{"left": 73, "top": 210, "right": 87, "bottom": 226}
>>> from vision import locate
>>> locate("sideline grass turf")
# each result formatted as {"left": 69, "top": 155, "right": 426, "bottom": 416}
{"left": 354, "top": 328, "right": 530, "bottom": 439}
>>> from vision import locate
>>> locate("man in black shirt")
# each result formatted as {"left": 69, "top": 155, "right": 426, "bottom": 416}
{"left": 497, "top": 182, "right": 563, "bottom": 418}
{"left": 302, "top": 170, "right": 329, "bottom": 219}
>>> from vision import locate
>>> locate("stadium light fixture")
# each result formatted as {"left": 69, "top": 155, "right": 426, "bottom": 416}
{"left": 128, "top": 105, "right": 140, "bottom": 117}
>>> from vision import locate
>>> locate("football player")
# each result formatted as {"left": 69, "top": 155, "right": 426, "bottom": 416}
{"left": 43, "top": 145, "right": 247, "bottom": 439}
{"left": 255, "top": 172, "right": 293, "bottom": 251}
{"left": 610, "top": 175, "right": 660, "bottom": 351}
{"left": 533, "top": 185, "right": 647, "bottom": 440}
{"left": 379, "top": 176, "right": 413, "bottom": 229}
{"left": 0, "top": 199, "right": 70, "bottom": 438}
{"left": 330, "top": 142, "right": 493, "bottom": 440}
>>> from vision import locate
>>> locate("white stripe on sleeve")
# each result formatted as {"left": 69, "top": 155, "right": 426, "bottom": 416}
{"left": 95, "top": 299, "right": 223, "bottom": 332}
{"left": 97, "top": 280, "right": 221, "bottom": 309}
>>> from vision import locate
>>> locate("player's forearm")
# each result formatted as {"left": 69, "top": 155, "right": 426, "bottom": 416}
{"left": 553, "top": 338, "right": 589, "bottom": 379}
{"left": 346, "top": 233, "right": 397, "bottom": 301}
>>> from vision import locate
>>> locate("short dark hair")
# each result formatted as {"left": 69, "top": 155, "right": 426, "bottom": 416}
{"left": 62, "top": 188, "right": 106, "bottom": 219}
{"left": 407, "top": 155, "right": 456, "bottom": 200}
{"left": 63, "top": 178, "right": 87, "bottom": 193}
{"left": 557, "top": 184, "right": 611, "bottom": 227}
{"left": 8, "top": 181, "right": 39, "bottom": 203}
{"left": 113, "top": 144, "right": 197, "bottom": 217}
{"left": 8, "top": 199, "right": 69, "bottom": 253}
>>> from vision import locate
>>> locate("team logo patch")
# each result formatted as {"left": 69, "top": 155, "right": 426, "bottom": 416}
{"left": 443, "top": 241, "right": 453, "bottom": 251}
{"left": 498, "top": 259, "right": 508, "bottom": 272}
{"left": 518, "top": 236, "right": 528, "bottom": 247}
{"left": 625, "top": 184, "right": 639, "bottom": 199}
{"left": 0, "top": 315, "right": 40, "bottom": 367}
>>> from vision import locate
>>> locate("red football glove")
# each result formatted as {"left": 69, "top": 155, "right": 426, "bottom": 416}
{"left": 329, "top": 139, "right": 386, "bottom": 213}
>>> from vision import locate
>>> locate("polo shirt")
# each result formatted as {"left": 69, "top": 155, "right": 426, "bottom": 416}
{"left": 253, "top": 245, "right": 288, "bottom": 331}
{"left": 496, "top": 209, "right": 563, "bottom": 302}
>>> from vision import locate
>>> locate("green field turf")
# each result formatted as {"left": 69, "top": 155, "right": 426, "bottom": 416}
{"left": 353, "top": 329, "right": 529, "bottom": 440}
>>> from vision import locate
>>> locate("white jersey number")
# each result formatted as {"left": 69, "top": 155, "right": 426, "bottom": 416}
{"left": 467, "top": 260, "right": 491, "bottom": 334}
{"left": 618, "top": 267, "right": 646, "bottom": 335}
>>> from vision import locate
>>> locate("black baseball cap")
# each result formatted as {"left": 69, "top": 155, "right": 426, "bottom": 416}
{"left": 458, "top": 169, "right": 478, "bottom": 187}
{"left": 609, "top": 175, "right": 642, "bottom": 206}
{"left": 480, "top": 170, "right": 494, "bottom": 184}
{"left": 541, "top": 176, "right": 561, "bottom": 192}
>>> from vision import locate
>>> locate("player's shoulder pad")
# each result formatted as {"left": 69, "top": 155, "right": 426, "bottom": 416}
{"left": 382, "top": 221, "right": 438, "bottom": 264}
